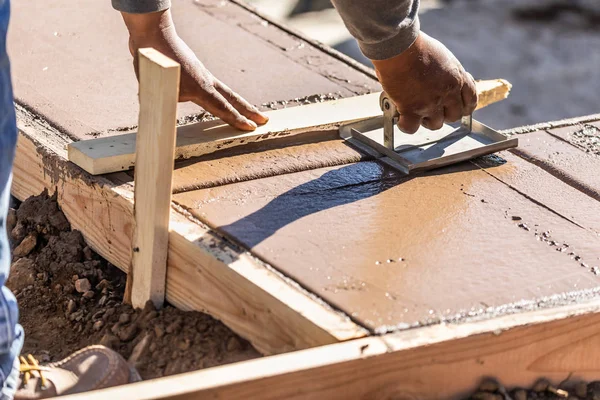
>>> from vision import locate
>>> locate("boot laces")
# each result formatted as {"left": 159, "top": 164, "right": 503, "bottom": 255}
{"left": 20, "top": 354, "right": 50, "bottom": 389}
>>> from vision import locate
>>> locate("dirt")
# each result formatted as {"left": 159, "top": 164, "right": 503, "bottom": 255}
{"left": 6, "top": 191, "right": 260, "bottom": 380}
{"left": 466, "top": 378, "right": 600, "bottom": 400}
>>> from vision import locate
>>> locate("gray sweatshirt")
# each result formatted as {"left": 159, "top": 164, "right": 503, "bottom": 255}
{"left": 112, "top": 0, "right": 419, "bottom": 60}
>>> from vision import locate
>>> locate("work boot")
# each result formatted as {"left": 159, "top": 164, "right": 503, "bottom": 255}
{"left": 14, "top": 345, "right": 140, "bottom": 399}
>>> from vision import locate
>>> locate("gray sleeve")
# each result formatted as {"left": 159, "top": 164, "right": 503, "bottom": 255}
{"left": 330, "top": 0, "right": 420, "bottom": 61}
{"left": 112, "top": 0, "right": 171, "bottom": 14}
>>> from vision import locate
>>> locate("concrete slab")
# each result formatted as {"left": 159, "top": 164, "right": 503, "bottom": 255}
{"left": 7, "top": 0, "right": 378, "bottom": 140}
{"left": 174, "top": 151, "right": 600, "bottom": 332}
{"left": 512, "top": 130, "right": 600, "bottom": 202}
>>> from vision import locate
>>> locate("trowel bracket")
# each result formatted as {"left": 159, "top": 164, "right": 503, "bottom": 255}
{"left": 340, "top": 93, "right": 518, "bottom": 175}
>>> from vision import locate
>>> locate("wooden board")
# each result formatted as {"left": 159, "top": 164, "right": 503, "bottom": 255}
{"left": 67, "top": 92, "right": 382, "bottom": 175}
{"left": 129, "top": 49, "right": 180, "bottom": 308}
{"left": 59, "top": 298, "right": 600, "bottom": 400}
{"left": 67, "top": 79, "right": 511, "bottom": 175}
{"left": 12, "top": 106, "right": 367, "bottom": 355}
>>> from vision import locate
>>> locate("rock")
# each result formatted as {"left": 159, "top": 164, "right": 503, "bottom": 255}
{"left": 6, "top": 258, "right": 36, "bottom": 292}
{"left": 513, "top": 389, "right": 527, "bottom": 400}
{"left": 532, "top": 379, "right": 550, "bottom": 392}
{"left": 117, "top": 323, "right": 139, "bottom": 342}
{"left": 62, "top": 283, "right": 74, "bottom": 294}
{"left": 164, "top": 361, "right": 181, "bottom": 376}
{"left": 119, "top": 313, "right": 131, "bottom": 324}
{"left": 141, "top": 311, "right": 158, "bottom": 324}
{"left": 74, "top": 278, "right": 91, "bottom": 293}
{"left": 13, "top": 233, "right": 37, "bottom": 258}
{"left": 472, "top": 392, "right": 502, "bottom": 400}
{"left": 178, "top": 339, "right": 191, "bottom": 351}
{"left": 575, "top": 381, "right": 588, "bottom": 398}
{"left": 166, "top": 321, "right": 181, "bottom": 334}
{"left": 83, "top": 290, "right": 95, "bottom": 299}
{"left": 66, "top": 299, "right": 77, "bottom": 314}
{"left": 93, "top": 320, "right": 105, "bottom": 331}
{"left": 83, "top": 246, "right": 93, "bottom": 261}
{"left": 103, "top": 307, "right": 116, "bottom": 320}
{"left": 128, "top": 334, "right": 151, "bottom": 365}
{"left": 11, "top": 221, "right": 26, "bottom": 243}
{"left": 226, "top": 336, "right": 242, "bottom": 352}
{"left": 98, "top": 295, "right": 108, "bottom": 307}
{"left": 92, "top": 310, "right": 105, "bottom": 320}
{"left": 196, "top": 321, "right": 209, "bottom": 333}
{"left": 95, "top": 279, "right": 111, "bottom": 291}
{"left": 142, "top": 300, "right": 156, "bottom": 315}
{"left": 99, "top": 333, "right": 120, "bottom": 349}
{"left": 479, "top": 379, "right": 500, "bottom": 393}
{"left": 154, "top": 325, "right": 165, "bottom": 338}
{"left": 6, "top": 208, "right": 17, "bottom": 236}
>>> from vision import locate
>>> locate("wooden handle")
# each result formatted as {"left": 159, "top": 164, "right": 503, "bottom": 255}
{"left": 475, "top": 79, "right": 512, "bottom": 111}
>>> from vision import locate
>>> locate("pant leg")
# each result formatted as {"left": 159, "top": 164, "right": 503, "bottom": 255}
{"left": 0, "top": 0, "right": 24, "bottom": 396}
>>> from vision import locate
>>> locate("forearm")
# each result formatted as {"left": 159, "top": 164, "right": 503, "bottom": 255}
{"left": 330, "top": 0, "right": 420, "bottom": 60}
{"left": 112, "top": 0, "right": 170, "bottom": 14}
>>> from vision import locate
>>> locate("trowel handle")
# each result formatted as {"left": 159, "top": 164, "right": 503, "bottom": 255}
{"left": 378, "top": 79, "right": 511, "bottom": 115}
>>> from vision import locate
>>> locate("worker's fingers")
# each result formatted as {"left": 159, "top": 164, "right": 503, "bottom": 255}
{"left": 461, "top": 72, "right": 478, "bottom": 115}
{"left": 422, "top": 110, "right": 445, "bottom": 131}
{"left": 397, "top": 113, "right": 422, "bottom": 134}
{"left": 216, "top": 82, "right": 269, "bottom": 125}
{"left": 194, "top": 89, "right": 258, "bottom": 131}
{"left": 443, "top": 95, "right": 463, "bottom": 123}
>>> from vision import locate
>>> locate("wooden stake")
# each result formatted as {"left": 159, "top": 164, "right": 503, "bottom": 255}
{"left": 126, "top": 48, "right": 180, "bottom": 309}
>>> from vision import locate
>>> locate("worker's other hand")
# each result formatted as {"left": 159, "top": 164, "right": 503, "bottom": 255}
{"left": 120, "top": 9, "right": 268, "bottom": 131}
{"left": 371, "top": 32, "right": 477, "bottom": 134}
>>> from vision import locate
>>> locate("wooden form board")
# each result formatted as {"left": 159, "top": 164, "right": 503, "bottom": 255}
{"left": 12, "top": 106, "right": 367, "bottom": 355}
{"left": 129, "top": 49, "right": 180, "bottom": 309}
{"left": 60, "top": 298, "right": 600, "bottom": 400}
{"left": 13, "top": 87, "right": 600, "bottom": 399}
{"left": 67, "top": 79, "right": 511, "bottom": 175}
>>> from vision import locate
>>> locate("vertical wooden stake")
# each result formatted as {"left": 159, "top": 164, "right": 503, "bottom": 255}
{"left": 126, "top": 48, "right": 180, "bottom": 309}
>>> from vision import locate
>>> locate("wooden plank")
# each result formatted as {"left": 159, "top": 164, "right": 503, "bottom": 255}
{"left": 59, "top": 299, "right": 600, "bottom": 400}
{"left": 128, "top": 48, "right": 180, "bottom": 308}
{"left": 67, "top": 79, "right": 512, "bottom": 175}
{"left": 12, "top": 107, "right": 368, "bottom": 355}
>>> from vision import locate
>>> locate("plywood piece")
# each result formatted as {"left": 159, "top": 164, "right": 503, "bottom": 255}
{"left": 68, "top": 92, "right": 382, "bottom": 175}
{"left": 60, "top": 300, "right": 600, "bottom": 400}
{"left": 129, "top": 49, "right": 180, "bottom": 308}
{"left": 12, "top": 108, "right": 368, "bottom": 355}
{"left": 67, "top": 79, "right": 511, "bottom": 175}
{"left": 174, "top": 153, "right": 600, "bottom": 332}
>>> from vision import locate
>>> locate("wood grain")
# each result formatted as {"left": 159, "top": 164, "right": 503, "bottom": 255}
{"left": 67, "top": 79, "right": 512, "bottom": 175}
{"left": 129, "top": 48, "right": 180, "bottom": 309}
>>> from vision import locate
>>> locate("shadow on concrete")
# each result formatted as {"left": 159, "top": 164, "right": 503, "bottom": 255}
{"left": 216, "top": 157, "right": 495, "bottom": 249}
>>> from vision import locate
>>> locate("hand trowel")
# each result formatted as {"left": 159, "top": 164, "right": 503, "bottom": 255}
{"left": 340, "top": 79, "right": 518, "bottom": 175}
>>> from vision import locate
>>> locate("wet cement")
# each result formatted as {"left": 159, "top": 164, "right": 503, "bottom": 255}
{"left": 511, "top": 130, "right": 600, "bottom": 202}
{"left": 173, "top": 134, "right": 600, "bottom": 331}
{"left": 7, "top": 0, "right": 378, "bottom": 139}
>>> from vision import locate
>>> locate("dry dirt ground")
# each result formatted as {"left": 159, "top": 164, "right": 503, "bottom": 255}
{"left": 6, "top": 191, "right": 260, "bottom": 380}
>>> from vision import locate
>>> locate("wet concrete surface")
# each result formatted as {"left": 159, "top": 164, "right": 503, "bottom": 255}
{"left": 7, "top": 0, "right": 378, "bottom": 140}
{"left": 174, "top": 128, "right": 600, "bottom": 331}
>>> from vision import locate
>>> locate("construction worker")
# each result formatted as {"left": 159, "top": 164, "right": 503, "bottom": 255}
{"left": 0, "top": 0, "right": 476, "bottom": 397}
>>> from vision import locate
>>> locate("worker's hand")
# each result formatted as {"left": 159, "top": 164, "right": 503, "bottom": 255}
{"left": 371, "top": 32, "right": 477, "bottom": 134}
{"left": 120, "top": 9, "right": 268, "bottom": 131}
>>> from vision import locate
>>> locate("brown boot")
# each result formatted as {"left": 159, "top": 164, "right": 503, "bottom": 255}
{"left": 14, "top": 345, "right": 140, "bottom": 399}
